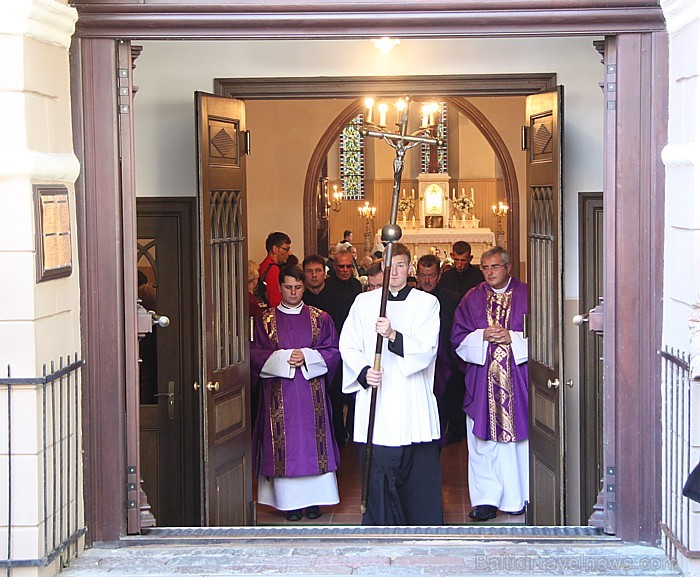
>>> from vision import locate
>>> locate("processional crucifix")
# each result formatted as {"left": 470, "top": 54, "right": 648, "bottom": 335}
{"left": 359, "top": 96, "right": 443, "bottom": 513}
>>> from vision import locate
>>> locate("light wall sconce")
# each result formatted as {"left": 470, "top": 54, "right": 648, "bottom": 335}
{"left": 371, "top": 37, "right": 401, "bottom": 55}
{"left": 329, "top": 185, "right": 343, "bottom": 212}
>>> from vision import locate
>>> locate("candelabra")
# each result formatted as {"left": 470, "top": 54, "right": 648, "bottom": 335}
{"left": 361, "top": 96, "right": 443, "bottom": 232}
{"left": 492, "top": 201, "right": 509, "bottom": 246}
{"left": 328, "top": 184, "right": 343, "bottom": 213}
{"left": 358, "top": 201, "right": 377, "bottom": 255}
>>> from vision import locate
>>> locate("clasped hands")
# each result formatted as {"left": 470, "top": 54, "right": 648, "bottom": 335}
{"left": 288, "top": 348, "right": 305, "bottom": 368}
{"left": 484, "top": 324, "right": 512, "bottom": 345}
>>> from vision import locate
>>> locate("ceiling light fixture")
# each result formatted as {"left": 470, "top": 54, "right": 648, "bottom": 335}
{"left": 371, "top": 37, "right": 400, "bottom": 55}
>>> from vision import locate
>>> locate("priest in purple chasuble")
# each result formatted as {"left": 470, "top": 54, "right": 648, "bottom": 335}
{"left": 251, "top": 265, "right": 341, "bottom": 521}
{"left": 451, "top": 246, "right": 529, "bottom": 521}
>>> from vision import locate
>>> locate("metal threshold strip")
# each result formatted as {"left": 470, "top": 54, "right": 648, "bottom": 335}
{"left": 124, "top": 525, "right": 613, "bottom": 546}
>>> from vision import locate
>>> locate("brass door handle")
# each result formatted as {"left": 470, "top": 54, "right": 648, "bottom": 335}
{"left": 565, "top": 379, "right": 574, "bottom": 388}
{"left": 547, "top": 378, "right": 560, "bottom": 389}
{"left": 206, "top": 381, "right": 220, "bottom": 392}
{"left": 193, "top": 381, "right": 200, "bottom": 391}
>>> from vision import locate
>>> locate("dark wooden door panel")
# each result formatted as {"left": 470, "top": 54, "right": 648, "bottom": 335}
{"left": 195, "top": 92, "right": 253, "bottom": 526}
{"left": 527, "top": 87, "right": 564, "bottom": 526}
{"left": 578, "top": 192, "right": 604, "bottom": 523}
{"left": 212, "top": 457, "right": 248, "bottom": 526}
{"left": 137, "top": 199, "right": 199, "bottom": 527}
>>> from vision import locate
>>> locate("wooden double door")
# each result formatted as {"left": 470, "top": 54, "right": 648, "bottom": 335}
{"left": 137, "top": 89, "right": 567, "bottom": 529}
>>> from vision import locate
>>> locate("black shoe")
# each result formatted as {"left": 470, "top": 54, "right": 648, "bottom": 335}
{"left": 305, "top": 505, "right": 322, "bottom": 520}
{"left": 505, "top": 507, "right": 526, "bottom": 516}
{"left": 468, "top": 505, "right": 498, "bottom": 521}
{"left": 285, "top": 509, "right": 303, "bottom": 521}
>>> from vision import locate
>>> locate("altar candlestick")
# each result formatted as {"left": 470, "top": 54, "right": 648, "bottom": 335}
{"left": 411, "top": 215, "right": 416, "bottom": 228}
{"left": 471, "top": 187, "right": 475, "bottom": 203}
{"left": 402, "top": 188, "right": 406, "bottom": 198}
{"left": 461, "top": 214, "right": 466, "bottom": 228}
{"left": 461, "top": 187, "right": 465, "bottom": 198}
{"left": 452, "top": 188, "right": 456, "bottom": 199}
{"left": 411, "top": 188, "right": 415, "bottom": 199}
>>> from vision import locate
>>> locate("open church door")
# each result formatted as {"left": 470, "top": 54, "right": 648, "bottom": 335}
{"left": 195, "top": 92, "right": 253, "bottom": 525}
{"left": 526, "top": 87, "right": 565, "bottom": 525}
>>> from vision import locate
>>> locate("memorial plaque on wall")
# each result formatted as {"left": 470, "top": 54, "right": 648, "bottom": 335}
{"left": 34, "top": 185, "right": 72, "bottom": 282}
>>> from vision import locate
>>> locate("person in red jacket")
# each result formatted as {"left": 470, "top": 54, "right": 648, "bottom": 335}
{"left": 258, "top": 231, "right": 292, "bottom": 308}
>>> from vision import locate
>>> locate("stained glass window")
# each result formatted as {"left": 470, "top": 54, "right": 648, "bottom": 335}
{"left": 421, "top": 102, "right": 448, "bottom": 173}
{"left": 340, "top": 114, "right": 365, "bottom": 200}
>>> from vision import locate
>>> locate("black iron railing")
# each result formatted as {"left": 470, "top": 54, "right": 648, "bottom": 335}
{"left": 660, "top": 348, "right": 700, "bottom": 560}
{"left": 0, "top": 355, "right": 86, "bottom": 571}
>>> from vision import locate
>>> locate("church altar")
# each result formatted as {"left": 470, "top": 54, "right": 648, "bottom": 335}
{"left": 376, "top": 226, "right": 496, "bottom": 261}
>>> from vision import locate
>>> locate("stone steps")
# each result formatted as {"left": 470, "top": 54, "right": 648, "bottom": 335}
{"left": 59, "top": 532, "right": 680, "bottom": 577}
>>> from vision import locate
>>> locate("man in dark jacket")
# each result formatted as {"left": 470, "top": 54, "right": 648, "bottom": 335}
{"left": 417, "top": 254, "right": 464, "bottom": 444}
{"left": 438, "top": 241, "right": 484, "bottom": 299}
{"left": 305, "top": 250, "right": 361, "bottom": 446}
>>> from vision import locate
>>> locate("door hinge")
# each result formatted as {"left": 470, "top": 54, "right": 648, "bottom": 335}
{"left": 243, "top": 130, "right": 251, "bottom": 155}
{"left": 521, "top": 125, "right": 529, "bottom": 151}
{"left": 605, "top": 466, "right": 616, "bottom": 509}
{"left": 126, "top": 465, "right": 138, "bottom": 509}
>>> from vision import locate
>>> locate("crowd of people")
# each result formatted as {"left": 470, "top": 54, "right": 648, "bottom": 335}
{"left": 249, "top": 230, "right": 529, "bottom": 525}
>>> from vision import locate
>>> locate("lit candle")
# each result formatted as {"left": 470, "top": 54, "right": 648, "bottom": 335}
{"left": 378, "top": 103, "right": 388, "bottom": 128}
{"left": 411, "top": 215, "right": 416, "bottom": 228}
{"left": 421, "top": 105, "right": 429, "bottom": 129}
{"left": 471, "top": 187, "right": 475, "bottom": 203}
{"left": 411, "top": 188, "right": 416, "bottom": 199}
{"left": 402, "top": 188, "right": 406, "bottom": 198}
{"left": 451, "top": 215, "right": 456, "bottom": 228}
{"left": 396, "top": 98, "right": 406, "bottom": 125}
{"left": 492, "top": 204, "right": 497, "bottom": 214}
{"left": 428, "top": 102, "right": 439, "bottom": 126}
{"left": 452, "top": 188, "right": 456, "bottom": 199}
{"left": 364, "top": 97, "right": 374, "bottom": 125}
{"left": 461, "top": 214, "right": 466, "bottom": 228}
{"left": 461, "top": 187, "right": 465, "bottom": 198}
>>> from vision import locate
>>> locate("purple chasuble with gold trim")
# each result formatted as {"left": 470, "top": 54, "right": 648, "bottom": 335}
{"left": 451, "top": 278, "right": 529, "bottom": 442}
{"left": 251, "top": 305, "right": 340, "bottom": 478}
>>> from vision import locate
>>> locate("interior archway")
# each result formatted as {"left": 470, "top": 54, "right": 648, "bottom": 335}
{"left": 303, "top": 95, "right": 521, "bottom": 270}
